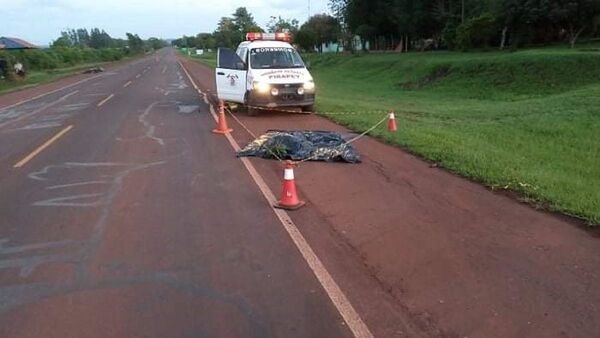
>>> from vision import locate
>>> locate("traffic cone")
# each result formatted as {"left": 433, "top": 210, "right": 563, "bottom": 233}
{"left": 212, "top": 100, "right": 233, "bottom": 134}
{"left": 274, "top": 160, "right": 305, "bottom": 210}
{"left": 388, "top": 112, "right": 397, "bottom": 132}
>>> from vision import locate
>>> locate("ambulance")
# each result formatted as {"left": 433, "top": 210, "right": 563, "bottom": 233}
{"left": 215, "top": 32, "right": 315, "bottom": 115}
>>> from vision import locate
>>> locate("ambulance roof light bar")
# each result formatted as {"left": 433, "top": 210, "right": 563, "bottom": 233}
{"left": 246, "top": 32, "right": 291, "bottom": 42}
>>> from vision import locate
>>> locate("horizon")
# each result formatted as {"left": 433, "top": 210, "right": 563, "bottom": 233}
{"left": 1, "top": 0, "right": 330, "bottom": 46}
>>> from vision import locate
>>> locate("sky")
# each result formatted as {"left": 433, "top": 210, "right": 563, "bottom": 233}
{"left": 1, "top": 0, "right": 330, "bottom": 46}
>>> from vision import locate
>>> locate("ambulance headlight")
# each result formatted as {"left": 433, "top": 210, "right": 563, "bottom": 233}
{"left": 297, "top": 87, "right": 305, "bottom": 95}
{"left": 271, "top": 87, "right": 279, "bottom": 96}
{"left": 253, "top": 81, "right": 270, "bottom": 94}
{"left": 303, "top": 81, "right": 315, "bottom": 92}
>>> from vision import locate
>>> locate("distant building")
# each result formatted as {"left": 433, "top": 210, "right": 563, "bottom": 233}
{"left": 316, "top": 36, "right": 370, "bottom": 53}
{"left": 0, "top": 37, "right": 38, "bottom": 50}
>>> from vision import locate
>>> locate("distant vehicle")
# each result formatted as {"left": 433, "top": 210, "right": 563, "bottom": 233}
{"left": 216, "top": 32, "right": 315, "bottom": 115}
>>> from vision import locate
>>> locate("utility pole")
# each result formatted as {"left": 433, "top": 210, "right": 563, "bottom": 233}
{"left": 308, "top": 0, "right": 311, "bottom": 19}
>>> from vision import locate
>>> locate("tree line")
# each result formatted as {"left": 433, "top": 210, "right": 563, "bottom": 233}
{"left": 172, "top": 7, "right": 342, "bottom": 52}
{"left": 331, "top": 0, "right": 600, "bottom": 51}
{"left": 170, "top": 1, "right": 600, "bottom": 53}
{"left": 52, "top": 28, "right": 166, "bottom": 53}
{"left": 1, "top": 28, "right": 167, "bottom": 80}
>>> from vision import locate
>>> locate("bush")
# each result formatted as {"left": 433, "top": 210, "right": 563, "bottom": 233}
{"left": 2, "top": 47, "right": 127, "bottom": 73}
{"left": 455, "top": 13, "right": 498, "bottom": 50}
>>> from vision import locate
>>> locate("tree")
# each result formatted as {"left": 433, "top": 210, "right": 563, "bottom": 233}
{"left": 195, "top": 33, "right": 216, "bottom": 49}
{"left": 51, "top": 36, "right": 72, "bottom": 48}
{"left": 267, "top": 16, "right": 300, "bottom": 34}
{"left": 76, "top": 28, "right": 90, "bottom": 47}
{"left": 232, "top": 7, "right": 263, "bottom": 35}
{"left": 551, "top": 0, "right": 600, "bottom": 48}
{"left": 89, "top": 28, "right": 112, "bottom": 49}
{"left": 214, "top": 16, "right": 240, "bottom": 48}
{"left": 295, "top": 27, "right": 317, "bottom": 51}
{"left": 146, "top": 37, "right": 166, "bottom": 50}
{"left": 300, "top": 14, "right": 341, "bottom": 52}
{"left": 126, "top": 33, "right": 144, "bottom": 53}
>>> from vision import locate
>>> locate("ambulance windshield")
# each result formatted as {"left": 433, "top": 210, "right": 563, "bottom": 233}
{"left": 250, "top": 47, "right": 305, "bottom": 69}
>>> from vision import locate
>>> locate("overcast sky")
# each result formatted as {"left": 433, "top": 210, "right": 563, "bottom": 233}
{"left": 1, "top": 0, "right": 330, "bottom": 46}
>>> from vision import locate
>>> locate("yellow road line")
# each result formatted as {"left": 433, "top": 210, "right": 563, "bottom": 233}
{"left": 13, "top": 125, "right": 74, "bottom": 168}
{"left": 97, "top": 94, "right": 114, "bottom": 107}
{"left": 123, "top": 81, "right": 132, "bottom": 88}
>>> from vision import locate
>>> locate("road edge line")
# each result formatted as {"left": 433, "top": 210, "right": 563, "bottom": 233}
{"left": 178, "top": 59, "right": 374, "bottom": 338}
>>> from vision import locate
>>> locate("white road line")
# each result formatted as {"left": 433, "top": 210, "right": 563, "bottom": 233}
{"left": 0, "top": 90, "right": 79, "bottom": 130}
{"left": 178, "top": 60, "right": 374, "bottom": 338}
{"left": 161, "top": 66, "right": 167, "bottom": 74}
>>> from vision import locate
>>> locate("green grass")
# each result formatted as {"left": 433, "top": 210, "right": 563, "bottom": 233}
{"left": 0, "top": 62, "right": 113, "bottom": 94}
{"left": 305, "top": 46, "right": 600, "bottom": 225}
{"left": 188, "top": 51, "right": 217, "bottom": 68}
{"left": 181, "top": 46, "right": 600, "bottom": 225}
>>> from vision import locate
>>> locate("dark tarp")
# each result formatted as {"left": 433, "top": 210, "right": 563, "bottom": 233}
{"left": 237, "top": 130, "right": 361, "bottom": 163}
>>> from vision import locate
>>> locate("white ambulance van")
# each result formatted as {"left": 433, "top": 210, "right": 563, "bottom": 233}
{"left": 215, "top": 32, "right": 315, "bottom": 115}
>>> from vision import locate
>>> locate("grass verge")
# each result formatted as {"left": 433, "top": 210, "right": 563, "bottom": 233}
{"left": 306, "top": 46, "right": 600, "bottom": 226}
{"left": 0, "top": 59, "right": 135, "bottom": 95}
{"left": 182, "top": 46, "right": 600, "bottom": 225}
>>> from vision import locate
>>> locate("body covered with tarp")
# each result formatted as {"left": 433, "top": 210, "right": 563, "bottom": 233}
{"left": 237, "top": 130, "right": 360, "bottom": 163}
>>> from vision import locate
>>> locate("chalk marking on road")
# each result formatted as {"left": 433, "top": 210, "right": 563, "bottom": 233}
{"left": 161, "top": 66, "right": 167, "bottom": 74}
{"left": 0, "top": 72, "right": 104, "bottom": 112}
{"left": 13, "top": 125, "right": 74, "bottom": 168}
{"left": 0, "top": 253, "right": 77, "bottom": 277}
{"left": 0, "top": 239, "right": 80, "bottom": 255}
{"left": 97, "top": 94, "right": 114, "bottom": 107}
{"left": 0, "top": 90, "right": 79, "bottom": 130}
{"left": 136, "top": 74, "right": 142, "bottom": 79}
{"left": 46, "top": 180, "right": 109, "bottom": 190}
{"left": 138, "top": 102, "right": 165, "bottom": 146}
{"left": 16, "top": 121, "right": 63, "bottom": 131}
{"left": 28, "top": 161, "right": 131, "bottom": 181}
{"left": 123, "top": 81, "right": 132, "bottom": 88}
{"left": 178, "top": 60, "right": 374, "bottom": 338}
{"left": 32, "top": 193, "right": 105, "bottom": 207}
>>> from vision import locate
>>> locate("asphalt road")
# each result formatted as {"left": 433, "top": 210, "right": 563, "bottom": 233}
{"left": 2, "top": 48, "right": 598, "bottom": 338}
{"left": 0, "top": 49, "right": 361, "bottom": 338}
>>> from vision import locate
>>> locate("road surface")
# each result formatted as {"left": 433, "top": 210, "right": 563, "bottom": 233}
{"left": 0, "top": 49, "right": 385, "bottom": 337}
{"left": 0, "top": 48, "right": 598, "bottom": 338}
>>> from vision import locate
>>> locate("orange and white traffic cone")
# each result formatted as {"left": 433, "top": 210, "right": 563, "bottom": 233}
{"left": 212, "top": 100, "right": 233, "bottom": 134}
{"left": 274, "top": 160, "right": 305, "bottom": 210}
{"left": 388, "top": 112, "right": 397, "bottom": 132}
